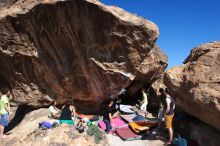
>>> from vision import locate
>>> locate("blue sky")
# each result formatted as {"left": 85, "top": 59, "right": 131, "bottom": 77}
{"left": 100, "top": 0, "right": 220, "bottom": 68}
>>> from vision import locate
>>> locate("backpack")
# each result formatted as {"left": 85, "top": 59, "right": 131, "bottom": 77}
{"left": 173, "top": 135, "right": 187, "bottom": 146}
{"left": 39, "top": 121, "right": 52, "bottom": 130}
{"left": 51, "top": 122, "right": 59, "bottom": 128}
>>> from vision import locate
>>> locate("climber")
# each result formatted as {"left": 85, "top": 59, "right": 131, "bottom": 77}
{"left": 139, "top": 88, "right": 149, "bottom": 112}
{"left": 102, "top": 98, "right": 114, "bottom": 133}
{"left": 164, "top": 88, "right": 175, "bottom": 145}
{"left": 110, "top": 88, "right": 125, "bottom": 111}
{"left": 0, "top": 89, "right": 14, "bottom": 139}
{"left": 49, "top": 101, "right": 61, "bottom": 119}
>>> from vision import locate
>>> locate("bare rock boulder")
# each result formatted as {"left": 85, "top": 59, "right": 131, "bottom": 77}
{"left": 0, "top": 0, "right": 167, "bottom": 111}
{"left": 164, "top": 42, "right": 220, "bottom": 130}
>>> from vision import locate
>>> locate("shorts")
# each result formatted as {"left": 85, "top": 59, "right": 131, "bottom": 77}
{"left": 165, "top": 114, "right": 174, "bottom": 129}
{"left": 0, "top": 114, "right": 9, "bottom": 126}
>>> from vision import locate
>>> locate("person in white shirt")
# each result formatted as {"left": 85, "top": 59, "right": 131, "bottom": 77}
{"left": 49, "top": 101, "right": 61, "bottom": 119}
{"left": 140, "top": 88, "right": 148, "bottom": 112}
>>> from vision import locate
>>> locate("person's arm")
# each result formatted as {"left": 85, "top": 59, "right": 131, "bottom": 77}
{"left": 165, "top": 98, "right": 171, "bottom": 114}
{"left": 5, "top": 103, "right": 10, "bottom": 113}
{"left": 142, "top": 92, "right": 147, "bottom": 103}
{"left": 109, "top": 112, "right": 114, "bottom": 126}
{"left": 72, "top": 107, "right": 76, "bottom": 116}
{"left": 11, "top": 92, "right": 16, "bottom": 100}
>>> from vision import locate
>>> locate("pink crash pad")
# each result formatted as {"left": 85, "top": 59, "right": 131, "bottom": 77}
{"left": 116, "top": 126, "right": 142, "bottom": 141}
{"left": 99, "top": 117, "right": 127, "bottom": 133}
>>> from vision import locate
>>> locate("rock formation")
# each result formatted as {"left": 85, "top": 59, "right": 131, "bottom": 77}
{"left": 164, "top": 42, "right": 220, "bottom": 130}
{"left": 0, "top": 0, "right": 18, "bottom": 8}
{"left": 0, "top": 0, "right": 167, "bottom": 111}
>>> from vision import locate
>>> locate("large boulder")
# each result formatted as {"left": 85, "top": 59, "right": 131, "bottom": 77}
{"left": 0, "top": 0, "right": 167, "bottom": 111}
{"left": 164, "top": 42, "right": 220, "bottom": 130}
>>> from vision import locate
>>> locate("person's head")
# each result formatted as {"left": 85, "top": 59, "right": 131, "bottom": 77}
{"left": 159, "top": 88, "right": 165, "bottom": 94}
{"left": 141, "top": 88, "right": 145, "bottom": 92}
{"left": 165, "top": 88, "right": 170, "bottom": 94}
{"left": 2, "top": 88, "right": 10, "bottom": 96}
{"left": 51, "top": 101, "right": 57, "bottom": 106}
{"left": 107, "top": 98, "right": 114, "bottom": 106}
{"left": 64, "top": 104, "right": 71, "bottom": 109}
{"left": 116, "top": 98, "right": 122, "bottom": 104}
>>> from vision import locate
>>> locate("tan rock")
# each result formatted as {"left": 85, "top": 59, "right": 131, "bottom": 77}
{"left": 164, "top": 42, "right": 220, "bottom": 130}
{"left": 0, "top": 0, "right": 167, "bottom": 111}
{"left": 3, "top": 108, "right": 105, "bottom": 146}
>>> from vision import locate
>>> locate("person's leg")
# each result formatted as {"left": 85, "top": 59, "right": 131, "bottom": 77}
{"left": 168, "top": 127, "right": 173, "bottom": 143}
{"left": 103, "top": 119, "right": 112, "bottom": 133}
{"left": 141, "top": 102, "right": 147, "bottom": 111}
{"left": 140, "top": 103, "right": 143, "bottom": 110}
{"left": 140, "top": 102, "right": 144, "bottom": 111}
{"left": 165, "top": 114, "right": 174, "bottom": 144}
{"left": 0, "top": 115, "right": 4, "bottom": 137}
{"left": 0, "top": 125, "right": 3, "bottom": 137}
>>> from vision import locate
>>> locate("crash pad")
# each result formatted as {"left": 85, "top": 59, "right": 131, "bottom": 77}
{"left": 116, "top": 126, "right": 142, "bottom": 141}
{"left": 119, "top": 105, "right": 135, "bottom": 114}
{"left": 132, "top": 115, "right": 145, "bottom": 122}
{"left": 129, "top": 122, "right": 150, "bottom": 133}
{"left": 99, "top": 117, "right": 127, "bottom": 131}
{"left": 120, "top": 114, "right": 137, "bottom": 122}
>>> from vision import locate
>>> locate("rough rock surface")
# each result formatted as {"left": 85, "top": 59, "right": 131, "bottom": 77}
{"left": 0, "top": 0, "right": 167, "bottom": 110}
{"left": 3, "top": 108, "right": 166, "bottom": 146}
{"left": 2, "top": 108, "right": 106, "bottom": 146}
{"left": 0, "top": 0, "right": 18, "bottom": 8}
{"left": 164, "top": 42, "right": 220, "bottom": 130}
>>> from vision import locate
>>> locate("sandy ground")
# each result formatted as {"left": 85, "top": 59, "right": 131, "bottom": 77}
{"left": 106, "top": 128, "right": 167, "bottom": 146}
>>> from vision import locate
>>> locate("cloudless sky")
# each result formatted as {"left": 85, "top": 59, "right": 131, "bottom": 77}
{"left": 100, "top": 0, "right": 220, "bottom": 68}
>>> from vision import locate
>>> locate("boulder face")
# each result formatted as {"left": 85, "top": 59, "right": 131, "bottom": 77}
{"left": 0, "top": 0, "right": 167, "bottom": 110}
{"left": 0, "top": 0, "right": 18, "bottom": 8}
{"left": 164, "top": 42, "right": 220, "bottom": 130}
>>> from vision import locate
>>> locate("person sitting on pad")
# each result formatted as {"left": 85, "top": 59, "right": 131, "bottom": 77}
{"left": 59, "top": 104, "right": 75, "bottom": 125}
{"left": 49, "top": 101, "right": 61, "bottom": 119}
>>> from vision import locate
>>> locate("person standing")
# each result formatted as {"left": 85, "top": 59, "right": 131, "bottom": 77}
{"left": 0, "top": 90, "right": 13, "bottom": 139}
{"left": 158, "top": 88, "right": 167, "bottom": 121}
{"left": 140, "top": 88, "right": 148, "bottom": 112}
{"left": 103, "top": 99, "right": 114, "bottom": 133}
{"left": 164, "top": 89, "right": 175, "bottom": 145}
